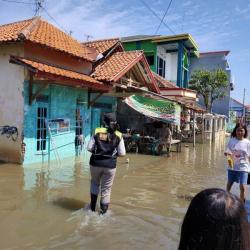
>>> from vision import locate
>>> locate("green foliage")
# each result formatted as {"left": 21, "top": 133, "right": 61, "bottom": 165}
{"left": 189, "top": 69, "right": 228, "bottom": 112}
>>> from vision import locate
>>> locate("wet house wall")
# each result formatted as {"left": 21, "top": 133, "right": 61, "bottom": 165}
{"left": 0, "top": 44, "right": 25, "bottom": 163}
{"left": 0, "top": 17, "right": 110, "bottom": 164}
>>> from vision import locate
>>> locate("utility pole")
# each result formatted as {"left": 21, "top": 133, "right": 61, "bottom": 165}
{"left": 34, "top": 0, "right": 44, "bottom": 16}
{"left": 242, "top": 88, "right": 246, "bottom": 124}
{"left": 193, "top": 112, "right": 196, "bottom": 147}
{"left": 84, "top": 34, "right": 93, "bottom": 41}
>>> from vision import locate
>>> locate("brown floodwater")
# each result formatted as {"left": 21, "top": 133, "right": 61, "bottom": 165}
{"left": 0, "top": 136, "right": 248, "bottom": 250}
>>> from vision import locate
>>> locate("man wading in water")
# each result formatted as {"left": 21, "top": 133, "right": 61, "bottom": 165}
{"left": 87, "top": 113, "right": 126, "bottom": 214}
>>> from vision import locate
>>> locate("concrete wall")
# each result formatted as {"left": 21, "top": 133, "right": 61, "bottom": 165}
{"left": 0, "top": 44, "right": 25, "bottom": 163}
{"left": 190, "top": 54, "right": 228, "bottom": 72}
{"left": 23, "top": 83, "right": 93, "bottom": 164}
{"left": 22, "top": 85, "right": 118, "bottom": 164}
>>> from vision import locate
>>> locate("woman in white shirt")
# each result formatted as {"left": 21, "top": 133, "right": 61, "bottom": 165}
{"left": 224, "top": 123, "right": 250, "bottom": 202}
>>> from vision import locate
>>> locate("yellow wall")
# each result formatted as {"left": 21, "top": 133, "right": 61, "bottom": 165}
{"left": 0, "top": 44, "right": 25, "bottom": 163}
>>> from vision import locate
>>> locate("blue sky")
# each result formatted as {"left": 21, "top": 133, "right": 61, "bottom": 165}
{"left": 0, "top": 0, "right": 249, "bottom": 103}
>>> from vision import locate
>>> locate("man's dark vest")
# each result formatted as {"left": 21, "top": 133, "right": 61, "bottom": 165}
{"left": 90, "top": 127, "right": 122, "bottom": 168}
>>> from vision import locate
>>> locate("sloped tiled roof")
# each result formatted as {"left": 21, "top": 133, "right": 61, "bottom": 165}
{"left": 152, "top": 72, "right": 177, "bottom": 88}
{"left": 83, "top": 38, "right": 120, "bottom": 54}
{"left": 0, "top": 18, "right": 32, "bottom": 41}
{"left": 91, "top": 51, "right": 143, "bottom": 81}
{"left": 10, "top": 56, "right": 110, "bottom": 91}
{"left": 0, "top": 17, "right": 97, "bottom": 61}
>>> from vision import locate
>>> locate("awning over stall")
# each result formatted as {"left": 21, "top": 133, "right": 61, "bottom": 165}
{"left": 124, "top": 95, "right": 181, "bottom": 124}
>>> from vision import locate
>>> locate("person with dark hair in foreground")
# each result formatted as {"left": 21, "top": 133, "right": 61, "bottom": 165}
{"left": 224, "top": 123, "right": 250, "bottom": 202}
{"left": 178, "top": 188, "right": 250, "bottom": 250}
{"left": 87, "top": 113, "right": 126, "bottom": 214}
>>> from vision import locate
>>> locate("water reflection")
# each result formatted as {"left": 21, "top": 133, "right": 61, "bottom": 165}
{"left": 53, "top": 197, "right": 87, "bottom": 211}
{"left": 0, "top": 163, "right": 24, "bottom": 213}
{"left": 0, "top": 141, "right": 246, "bottom": 250}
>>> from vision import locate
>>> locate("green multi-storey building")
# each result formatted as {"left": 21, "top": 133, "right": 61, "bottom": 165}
{"left": 122, "top": 34, "right": 199, "bottom": 88}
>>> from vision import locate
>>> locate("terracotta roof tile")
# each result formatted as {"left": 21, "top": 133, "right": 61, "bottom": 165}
{"left": 10, "top": 56, "right": 109, "bottom": 90}
{"left": 152, "top": 72, "right": 178, "bottom": 88}
{"left": 0, "top": 17, "right": 97, "bottom": 61}
{"left": 91, "top": 51, "right": 143, "bottom": 81}
{"left": 0, "top": 18, "right": 32, "bottom": 42}
{"left": 83, "top": 38, "right": 120, "bottom": 54}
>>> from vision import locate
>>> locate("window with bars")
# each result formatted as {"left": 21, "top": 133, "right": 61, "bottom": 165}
{"left": 37, "top": 107, "right": 47, "bottom": 151}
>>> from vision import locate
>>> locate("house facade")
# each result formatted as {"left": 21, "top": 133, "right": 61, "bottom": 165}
{"left": 229, "top": 97, "right": 245, "bottom": 118}
{"left": 0, "top": 17, "right": 111, "bottom": 164}
{"left": 0, "top": 19, "right": 160, "bottom": 165}
{"left": 122, "top": 34, "right": 199, "bottom": 88}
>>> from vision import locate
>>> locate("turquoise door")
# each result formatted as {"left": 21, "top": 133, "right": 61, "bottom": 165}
{"left": 91, "top": 108, "right": 101, "bottom": 134}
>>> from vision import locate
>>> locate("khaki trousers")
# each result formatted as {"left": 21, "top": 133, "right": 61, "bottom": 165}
{"left": 90, "top": 165, "right": 116, "bottom": 204}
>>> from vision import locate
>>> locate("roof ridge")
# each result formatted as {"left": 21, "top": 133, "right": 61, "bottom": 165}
{"left": 0, "top": 18, "right": 96, "bottom": 61}
{"left": 83, "top": 38, "right": 119, "bottom": 44}
{"left": 18, "top": 16, "right": 41, "bottom": 40}
{"left": 230, "top": 97, "right": 245, "bottom": 106}
{"left": 37, "top": 18, "right": 96, "bottom": 57}
{"left": 0, "top": 17, "right": 35, "bottom": 28}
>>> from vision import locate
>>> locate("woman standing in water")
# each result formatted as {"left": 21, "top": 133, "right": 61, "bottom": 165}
{"left": 224, "top": 123, "right": 250, "bottom": 202}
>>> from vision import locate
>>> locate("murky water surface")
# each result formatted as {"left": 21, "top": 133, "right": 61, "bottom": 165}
{"left": 0, "top": 137, "right": 247, "bottom": 250}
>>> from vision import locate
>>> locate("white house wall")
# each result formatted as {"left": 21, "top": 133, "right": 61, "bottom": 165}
{"left": 0, "top": 44, "right": 24, "bottom": 163}
{"left": 169, "top": 53, "right": 177, "bottom": 83}
{"left": 157, "top": 46, "right": 177, "bottom": 83}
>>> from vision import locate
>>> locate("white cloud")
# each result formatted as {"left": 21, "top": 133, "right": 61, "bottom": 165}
{"left": 235, "top": 5, "right": 250, "bottom": 19}
{"left": 0, "top": 0, "right": 239, "bottom": 49}
{"left": 42, "top": 0, "right": 153, "bottom": 40}
{"left": 182, "top": 1, "right": 192, "bottom": 7}
{"left": 193, "top": 30, "right": 237, "bottom": 51}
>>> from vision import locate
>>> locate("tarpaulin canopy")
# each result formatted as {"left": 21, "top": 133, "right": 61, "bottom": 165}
{"left": 124, "top": 95, "right": 181, "bottom": 124}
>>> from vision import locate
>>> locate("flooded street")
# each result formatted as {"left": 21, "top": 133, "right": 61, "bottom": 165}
{"left": 0, "top": 137, "right": 247, "bottom": 250}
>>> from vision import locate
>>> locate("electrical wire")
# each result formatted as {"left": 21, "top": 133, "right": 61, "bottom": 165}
{"left": 140, "top": 0, "right": 175, "bottom": 35}
{"left": 2, "top": 0, "right": 71, "bottom": 36}
{"left": 1, "top": 0, "right": 33, "bottom": 4}
{"left": 154, "top": 0, "right": 173, "bottom": 35}
{"left": 41, "top": 6, "right": 69, "bottom": 34}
